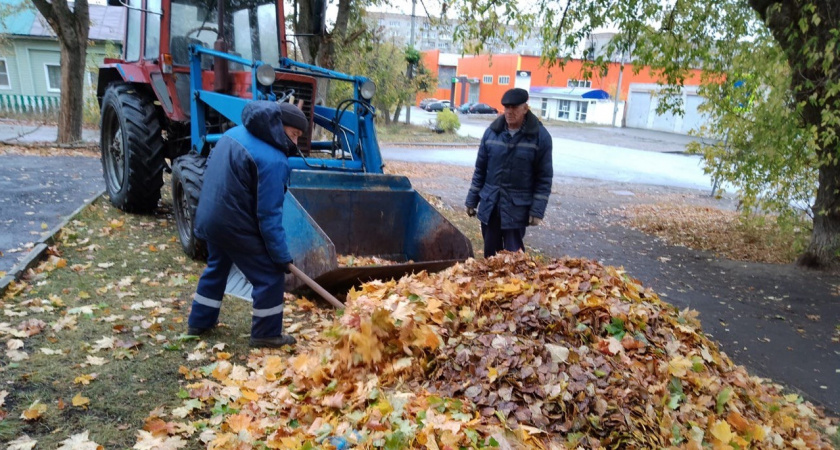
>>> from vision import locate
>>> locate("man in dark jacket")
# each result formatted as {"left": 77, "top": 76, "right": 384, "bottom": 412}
{"left": 465, "top": 88, "right": 553, "bottom": 258}
{"left": 187, "top": 100, "right": 308, "bottom": 348}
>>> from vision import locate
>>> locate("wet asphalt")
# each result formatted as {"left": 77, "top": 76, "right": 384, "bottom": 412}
{"left": 0, "top": 154, "right": 103, "bottom": 273}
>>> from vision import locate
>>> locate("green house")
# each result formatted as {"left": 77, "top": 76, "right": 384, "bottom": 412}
{"left": 0, "top": 0, "right": 124, "bottom": 114}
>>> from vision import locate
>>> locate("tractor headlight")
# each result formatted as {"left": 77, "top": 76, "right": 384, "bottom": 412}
{"left": 360, "top": 80, "right": 375, "bottom": 100}
{"left": 256, "top": 64, "right": 275, "bottom": 87}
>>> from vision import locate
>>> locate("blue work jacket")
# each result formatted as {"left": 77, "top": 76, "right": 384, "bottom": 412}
{"left": 194, "top": 101, "right": 294, "bottom": 265}
{"left": 465, "top": 110, "right": 553, "bottom": 229}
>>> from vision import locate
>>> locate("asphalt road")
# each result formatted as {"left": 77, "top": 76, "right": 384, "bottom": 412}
{"left": 0, "top": 155, "right": 103, "bottom": 273}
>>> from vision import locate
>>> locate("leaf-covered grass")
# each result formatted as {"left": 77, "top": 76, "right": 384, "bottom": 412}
{"left": 616, "top": 203, "right": 810, "bottom": 264}
{"left": 375, "top": 122, "right": 479, "bottom": 145}
{"left": 0, "top": 192, "right": 259, "bottom": 448}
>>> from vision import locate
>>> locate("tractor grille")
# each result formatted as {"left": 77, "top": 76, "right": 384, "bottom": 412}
{"left": 273, "top": 77, "right": 315, "bottom": 155}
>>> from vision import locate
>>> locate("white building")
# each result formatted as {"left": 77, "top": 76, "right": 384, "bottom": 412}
{"left": 529, "top": 87, "right": 624, "bottom": 126}
{"left": 625, "top": 84, "right": 709, "bottom": 134}
{"left": 365, "top": 11, "right": 543, "bottom": 55}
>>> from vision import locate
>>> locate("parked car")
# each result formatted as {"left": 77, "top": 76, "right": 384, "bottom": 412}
{"left": 469, "top": 103, "right": 499, "bottom": 114}
{"left": 426, "top": 101, "right": 454, "bottom": 112}
{"left": 418, "top": 97, "right": 439, "bottom": 109}
{"left": 457, "top": 102, "right": 476, "bottom": 114}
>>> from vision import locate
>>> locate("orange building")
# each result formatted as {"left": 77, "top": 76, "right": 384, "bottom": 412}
{"left": 416, "top": 49, "right": 456, "bottom": 105}
{"left": 418, "top": 52, "right": 703, "bottom": 111}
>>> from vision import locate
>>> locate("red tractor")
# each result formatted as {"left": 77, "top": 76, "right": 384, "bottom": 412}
{"left": 97, "top": 0, "right": 472, "bottom": 293}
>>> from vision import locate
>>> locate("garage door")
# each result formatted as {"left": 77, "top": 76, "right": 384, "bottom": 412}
{"left": 680, "top": 94, "right": 707, "bottom": 134}
{"left": 626, "top": 91, "right": 650, "bottom": 129}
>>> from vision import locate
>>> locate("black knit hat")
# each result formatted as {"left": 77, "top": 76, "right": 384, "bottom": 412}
{"left": 501, "top": 88, "right": 529, "bottom": 106}
{"left": 278, "top": 102, "right": 308, "bottom": 132}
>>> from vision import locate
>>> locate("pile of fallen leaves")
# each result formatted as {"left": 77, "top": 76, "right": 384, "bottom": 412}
{"left": 337, "top": 255, "right": 403, "bottom": 267}
{"left": 614, "top": 203, "right": 807, "bottom": 264}
{"left": 142, "top": 252, "right": 835, "bottom": 449}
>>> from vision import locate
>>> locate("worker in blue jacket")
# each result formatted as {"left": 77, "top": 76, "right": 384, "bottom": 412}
{"left": 465, "top": 88, "right": 554, "bottom": 258}
{"left": 187, "top": 100, "right": 308, "bottom": 348}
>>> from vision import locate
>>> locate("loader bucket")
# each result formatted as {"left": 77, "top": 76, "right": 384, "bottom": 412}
{"left": 224, "top": 170, "right": 473, "bottom": 299}
{"left": 288, "top": 170, "right": 473, "bottom": 291}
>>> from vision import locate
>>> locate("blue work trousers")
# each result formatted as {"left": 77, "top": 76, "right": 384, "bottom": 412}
{"left": 188, "top": 242, "right": 286, "bottom": 339}
{"left": 480, "top": 206, "right": 526, "bottom": 258}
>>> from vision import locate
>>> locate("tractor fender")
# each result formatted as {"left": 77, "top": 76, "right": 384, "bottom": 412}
{"left": 97, "top": 64, "right": 151, "bottom": 103}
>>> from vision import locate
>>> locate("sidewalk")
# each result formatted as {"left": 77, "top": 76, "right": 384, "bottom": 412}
{"left": 0, "top": 120, "right": 99, "bottom": 144}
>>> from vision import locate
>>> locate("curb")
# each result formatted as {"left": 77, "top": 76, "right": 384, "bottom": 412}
{"left": 0, "top": 190, "right": 106, "bottom": 296}
{"left": 382, "top": 142, "right": 477, "bottom": 148}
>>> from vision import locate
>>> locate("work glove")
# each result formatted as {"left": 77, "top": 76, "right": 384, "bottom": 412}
{"left": 529, "top": 216, "right": 542, "bottom": 226}
{"left": 280, "top": 261, "right": 293, "bottom": 274}
{"left": 466, "top": 207, "right": 477, "bottom": 217}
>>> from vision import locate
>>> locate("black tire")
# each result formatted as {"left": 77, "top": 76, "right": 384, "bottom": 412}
{"left": 100, "top": 83, "right": 165, "bottom": 213}
{"left": 172, "top": 153, "right": 207, "bottom": 260}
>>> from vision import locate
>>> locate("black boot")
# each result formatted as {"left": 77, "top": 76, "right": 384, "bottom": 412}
{"left": 249, "top": 334, "right": 297, "bottom": 348}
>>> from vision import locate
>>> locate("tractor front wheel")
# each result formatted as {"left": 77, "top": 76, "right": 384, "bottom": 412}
{"left": 172, "top": 153, "right": 207, "bottom": 260}
{"left": 99, "top": 83, "right": 165, "bottom": 213}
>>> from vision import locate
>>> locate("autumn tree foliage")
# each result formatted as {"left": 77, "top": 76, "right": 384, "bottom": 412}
{"left": 450, "top": 0, "right": 840, "bottom": 269}
{"left": 29, "top": 0, "right": 89, "bottom": 144}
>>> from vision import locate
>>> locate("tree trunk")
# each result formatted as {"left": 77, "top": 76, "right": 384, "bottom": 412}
{"left": 293, "top": 0, "right": 354, "bottom": 103}
{"left": 392, "top": 103, "right": 402, "bottom": 123}
{"left": 30, "top": 0, "right": 90, "bottom": 144}
{"left": 57, "top": 37, "right": 87, "bottom": 143}
{"left": 801, "top": 162, "right": 840, "bottom": 268}
{"left": 750, "top": 0, "right": 840, "bottom": 268}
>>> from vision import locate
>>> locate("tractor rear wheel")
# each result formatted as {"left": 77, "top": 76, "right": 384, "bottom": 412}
{"left": 172, "top": 153, "right": 207, "bottom": 260}
{"left": 100, "top": 83, "right": 165, "bottom": 213}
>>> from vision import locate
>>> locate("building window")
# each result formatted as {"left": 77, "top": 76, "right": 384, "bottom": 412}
{"left": 499, "top": 75, "right": 510, "bottom": 85}
{"left": 0, "top": 58, "right": 11, "bottom": 89}
{"left": 568, "top": 79, "right": 592, "bottom": 88}
{"left": 45, "top": 64, "right": 61, "bottom": 92}
{"left": 390, "top": 20, "right": 399, "bottom": 26}
{"left": 558, "top": 100, "right": 570, "bottom": 119}
{"left": 575, "top": 101, "right": 588, "bottom": 121}
{"left": 483, "top": 75, "right": 493, "bottom": 84}
{"left": 540, "top": 98, "right": 548, "bottom": 118}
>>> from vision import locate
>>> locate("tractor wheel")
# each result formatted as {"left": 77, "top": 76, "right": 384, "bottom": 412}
{"left": 172, "top": 153, "right": 207, "bottom": 260}
{"left": 99, "top": 83, "right": 165, "bottom": 213}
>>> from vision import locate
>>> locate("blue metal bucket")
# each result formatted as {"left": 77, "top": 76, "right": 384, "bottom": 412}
{"left": 282, "top": 170, "right": 474, "bottom": 291}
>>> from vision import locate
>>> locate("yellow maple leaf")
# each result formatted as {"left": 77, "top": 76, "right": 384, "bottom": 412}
{"left": 426, "top": 297, "right": 443, "bottom": 315}
{"left": 241, "top": 389, "right": 259, "bottom": 402}
{"left": 668, "top": 355, "right": 693, "bottom": 378}
{"left": 211, "top": 361, "right": 232, "bottom": 381}
{"left": 226, "top": 413, "right": 253, "bottom": 433}
{"left": 266, "top": 436, "right": 304, "bottom": 449}
{"left": 148, "top": 244, "right": 158, "bottom": 252}
{"left": 72, "top": 392, "right": 90, "bottom": 408}
{"left": 263, "top": 356, "right": 284, "bottom": 381}
{"left": 109, "top": 219, "right": 124, "bottom": 228}
{"left": 487, "top": 366, "right": 499, "bottom": 382}
{"left": 21, "top": 400, "right": 47, "bottom": 420}
{"left": 74, "top": 374, "right": 96, "bottom": 385}
{"left": 55, "top": 258, "right": 67, "bottom": 269}
{"left": 709, "top": 419, "right": 733, "bottom": 443}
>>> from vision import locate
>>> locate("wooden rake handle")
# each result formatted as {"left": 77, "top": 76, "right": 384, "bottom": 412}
{"left": 288, "top": 263, "right": 344, "bottom": 308}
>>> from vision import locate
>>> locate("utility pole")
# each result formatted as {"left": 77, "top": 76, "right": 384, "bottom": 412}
{"left": 406, "top": 0, "right": 416, "bottom": 125}
{"left": 612, "top": 50, "right": 625, "bottom": 128}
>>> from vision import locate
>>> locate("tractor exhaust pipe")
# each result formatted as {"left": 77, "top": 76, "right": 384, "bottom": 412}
{"left": 213, "top": 0, "right": 229, "bottom": 92}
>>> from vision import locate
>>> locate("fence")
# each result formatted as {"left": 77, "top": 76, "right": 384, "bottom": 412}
{"left": 0, "top": 94, "right": 60, "bottom": 115}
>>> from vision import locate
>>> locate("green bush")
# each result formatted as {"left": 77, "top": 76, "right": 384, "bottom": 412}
{"left": 436, "top": 109, "right": 460, "bottom": 133}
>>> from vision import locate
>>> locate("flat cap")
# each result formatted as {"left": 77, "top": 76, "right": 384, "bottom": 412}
{"left": 278, "top": 102, "right": 308, "bottom": 132}
{"left": 501, "top": 88, "right": 529, "bottom": 106}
